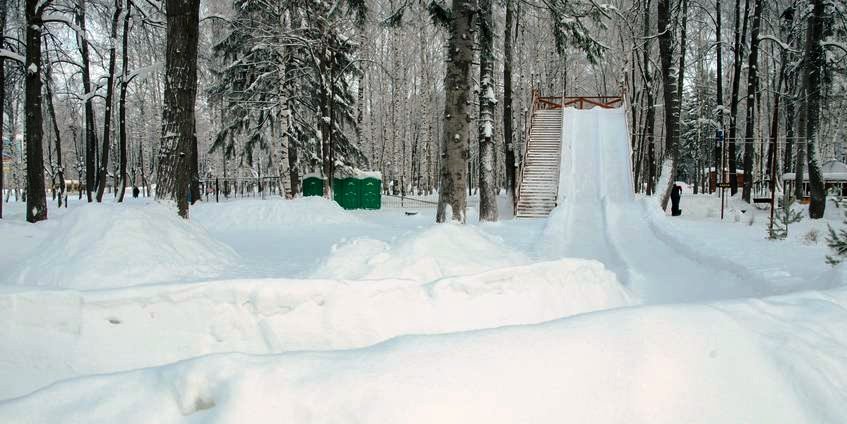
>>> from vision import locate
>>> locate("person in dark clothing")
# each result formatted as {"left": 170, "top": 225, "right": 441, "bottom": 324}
{"left": 671, "top": 184, "right": 682, "bottom": 216}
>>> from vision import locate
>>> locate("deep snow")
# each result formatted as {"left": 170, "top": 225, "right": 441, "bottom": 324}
{"left": 2, "top": 287, "right": 846, "bottom": 423}
{"left": 1, "top": 107, "right": 846, "bottom": 422}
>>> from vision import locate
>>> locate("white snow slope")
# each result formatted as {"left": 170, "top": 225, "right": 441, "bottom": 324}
{"left": 2, "top": 287, "right": 845, "bottom": 424}
{"left": 2, "top": 107, "right": 847, "bottom": 422}
{"left": 541, "top": 107, "right": 836, "bottom": 302}
{"left": 0, "top": 259, "right": 632, "bottom": 399}
{"left": 5, "top": 202, "right": 239, "bottom": 289}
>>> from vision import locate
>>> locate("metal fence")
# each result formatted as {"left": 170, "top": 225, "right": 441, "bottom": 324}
{"left": 381, "top": 194, "right": 480, "bottom": 209}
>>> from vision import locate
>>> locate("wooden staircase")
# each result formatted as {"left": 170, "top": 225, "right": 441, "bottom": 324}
{"left": 514, "top": 92, "right": 624, "bottom": 218}
{"left": 515, "top": 108, "right": 563, "bottom": 218}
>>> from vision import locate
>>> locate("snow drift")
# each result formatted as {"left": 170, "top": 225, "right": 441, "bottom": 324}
{"left": 191, "top": 197, "right": 362, "bottom": 230}
{"left": 4, "top": 202, "right": 239, "bottom": 290}
{"left": 313, "top": 223, "right": 530, "bottom": 282}
{"left": 2, "top": 287, "right": 845, "bottom": 423}
{"left": 0, "top": 259, "right": 631, "bottom": 399}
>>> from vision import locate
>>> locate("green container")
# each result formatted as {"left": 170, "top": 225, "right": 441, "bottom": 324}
{"left": 359, "top": 177, "right": 381, "bottom": 209}
{"left": 302, "top": 176, "right": 325, "bottom": 197}
{"left": 333, "top": 178, "right": 360, "bottom": 210}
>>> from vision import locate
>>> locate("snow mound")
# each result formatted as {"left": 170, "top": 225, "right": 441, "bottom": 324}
{"left": 3, "top": 288, "right": 845, "bottom": 423}
{"left": 313, "top": 223, "right": 529, "bottom": 281}
{"left": 191, "top": 197, "right": 361, "bottom": 230}
{"left": 5, "top": 202, "right": 239, "bottom": 289}
{"left": 0, "top": 259, "right": 631, "bottom": 398}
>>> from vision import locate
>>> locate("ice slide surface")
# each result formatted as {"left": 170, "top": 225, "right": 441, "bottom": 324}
{"left": 541, "top": 107, "right": 760, "bottom": 303}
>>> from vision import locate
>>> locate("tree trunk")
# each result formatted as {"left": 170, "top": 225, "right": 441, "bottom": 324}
{"left": 95, "top": 0, "right": 122, "bottom": 202}
{"left": 76, "top": 0, "right": 98, "bottom": 202}
{"left": 155, "top": 0, "right": 200, "bottom": 218}
{"left": 190, "top": 135, "right": 200, "bottom": 203}
{"left": 767, "top": 67, "right": 783, "bottom": 192}
{"left": 45, "top": 65, "right": 65, "bottom": 207}
{"left": 657, "top": 0, "right": 680, "bottom": 209}
{"left": 117, "top": 1, "right": 131, "bottom": 202}
{"left": 478, "top": 0, "right": 497, "bottom": 222}
{"left": 502, "top": 0, "right": 516, "bottom": 209}
{"left": 641, "top": 0, "right": 656, "bottom": 195}
{"left": 741, "top": 0, "right": 762, "bottom": 203}
{"left": 781, "top": 7, "right": 797, "bottom": 177}
{"left": 728, "top": 0, "right": 749, "bottom": 195}
{"left": 288, "top": 130, "right": 299, "bottom": 195}
{"left": 436, "top": 0, "right": 473, "bottom": 223}
{"left": 24, "top": 0, "right": 47, "bottom": 222}
{"left": 0, "top": 0, "right": 6, "bottom": 219}
{"left": 802, "top": 0, "right": 826, "bottom": 218}
{"left": 715, "top": 0, "right": 723, "bottom": 185}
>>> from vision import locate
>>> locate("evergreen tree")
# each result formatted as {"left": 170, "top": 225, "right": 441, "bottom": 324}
{"left": 769, "top": 197, "right": 803, "bottom": 241}
{"left": 210, "top": 0, "right": 367, "bottom": 198}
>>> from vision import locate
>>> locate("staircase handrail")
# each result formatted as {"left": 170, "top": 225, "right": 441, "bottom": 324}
{"left": 515, "top": 88, "right": 541, "bottom": 208}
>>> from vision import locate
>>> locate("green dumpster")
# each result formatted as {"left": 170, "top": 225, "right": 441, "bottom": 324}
{"left": 359, "top": 177, "right": 381, "bottom": 209}
{"left": 302, "top": 176, "right": 325, "bottom": 197}
{"left": 333, "top": 178, "right": 360, "bottom": 210}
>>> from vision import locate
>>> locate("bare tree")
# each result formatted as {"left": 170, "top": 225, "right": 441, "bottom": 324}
{"left": 75, "top": 0, "right": 98, "bottom": 203}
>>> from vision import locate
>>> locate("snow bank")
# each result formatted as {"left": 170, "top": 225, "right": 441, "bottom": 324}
{"left": 313, "top": 223, "right": 529, "bottom": 281}
{"left": 643, "top": 198, "right": 847, "bottom": 295}
{"left": 3, "top": 287, "right": 845, "bottom": 423}
{"left": 5, "top": 202, "right": 239, "bottom": 290}
{"left": 191, "top": 197, "right": 361, "bottom": 230}
{"left": 0, "top": 259, "right": 631, "bottom": 399}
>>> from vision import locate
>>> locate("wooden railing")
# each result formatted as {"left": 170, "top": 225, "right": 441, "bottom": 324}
{"left": 514, "top": 91, "right": 625, "bottom": 211}
{"left": 537, "top": 96, "right": 623, "bottom": 110}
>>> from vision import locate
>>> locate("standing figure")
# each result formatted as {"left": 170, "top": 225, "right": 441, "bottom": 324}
{"left": 671, "top": 184, "right": 682, "bottom": 216}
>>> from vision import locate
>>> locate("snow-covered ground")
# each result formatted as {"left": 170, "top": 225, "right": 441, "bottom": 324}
{"left": 1, "top": 107, "right": 846, "bottom": 422}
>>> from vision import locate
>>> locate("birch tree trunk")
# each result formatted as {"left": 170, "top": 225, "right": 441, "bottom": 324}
{"left": 155, "top": 0, "right": 200, "bottom": 218}
{"left": 436, "top": 0, "right": 474, "bottom": 223}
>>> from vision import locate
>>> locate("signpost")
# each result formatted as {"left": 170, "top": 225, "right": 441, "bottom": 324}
{"left": 716, "top": 129, "right": 726, "bottom": 220}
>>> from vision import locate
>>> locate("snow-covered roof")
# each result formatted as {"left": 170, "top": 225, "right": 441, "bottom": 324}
{"left": 334, "top": 166, "right": 382, "bottom": 180}
{"left": 782, "top": 159, "right": 847, "bottom": 181}
{"left": 704, "top": 167, "right": 744, "bottom": 174}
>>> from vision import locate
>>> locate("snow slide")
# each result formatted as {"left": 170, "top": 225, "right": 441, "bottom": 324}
{"left": 542, "top": 107, "right": 792, "bottom": 302}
